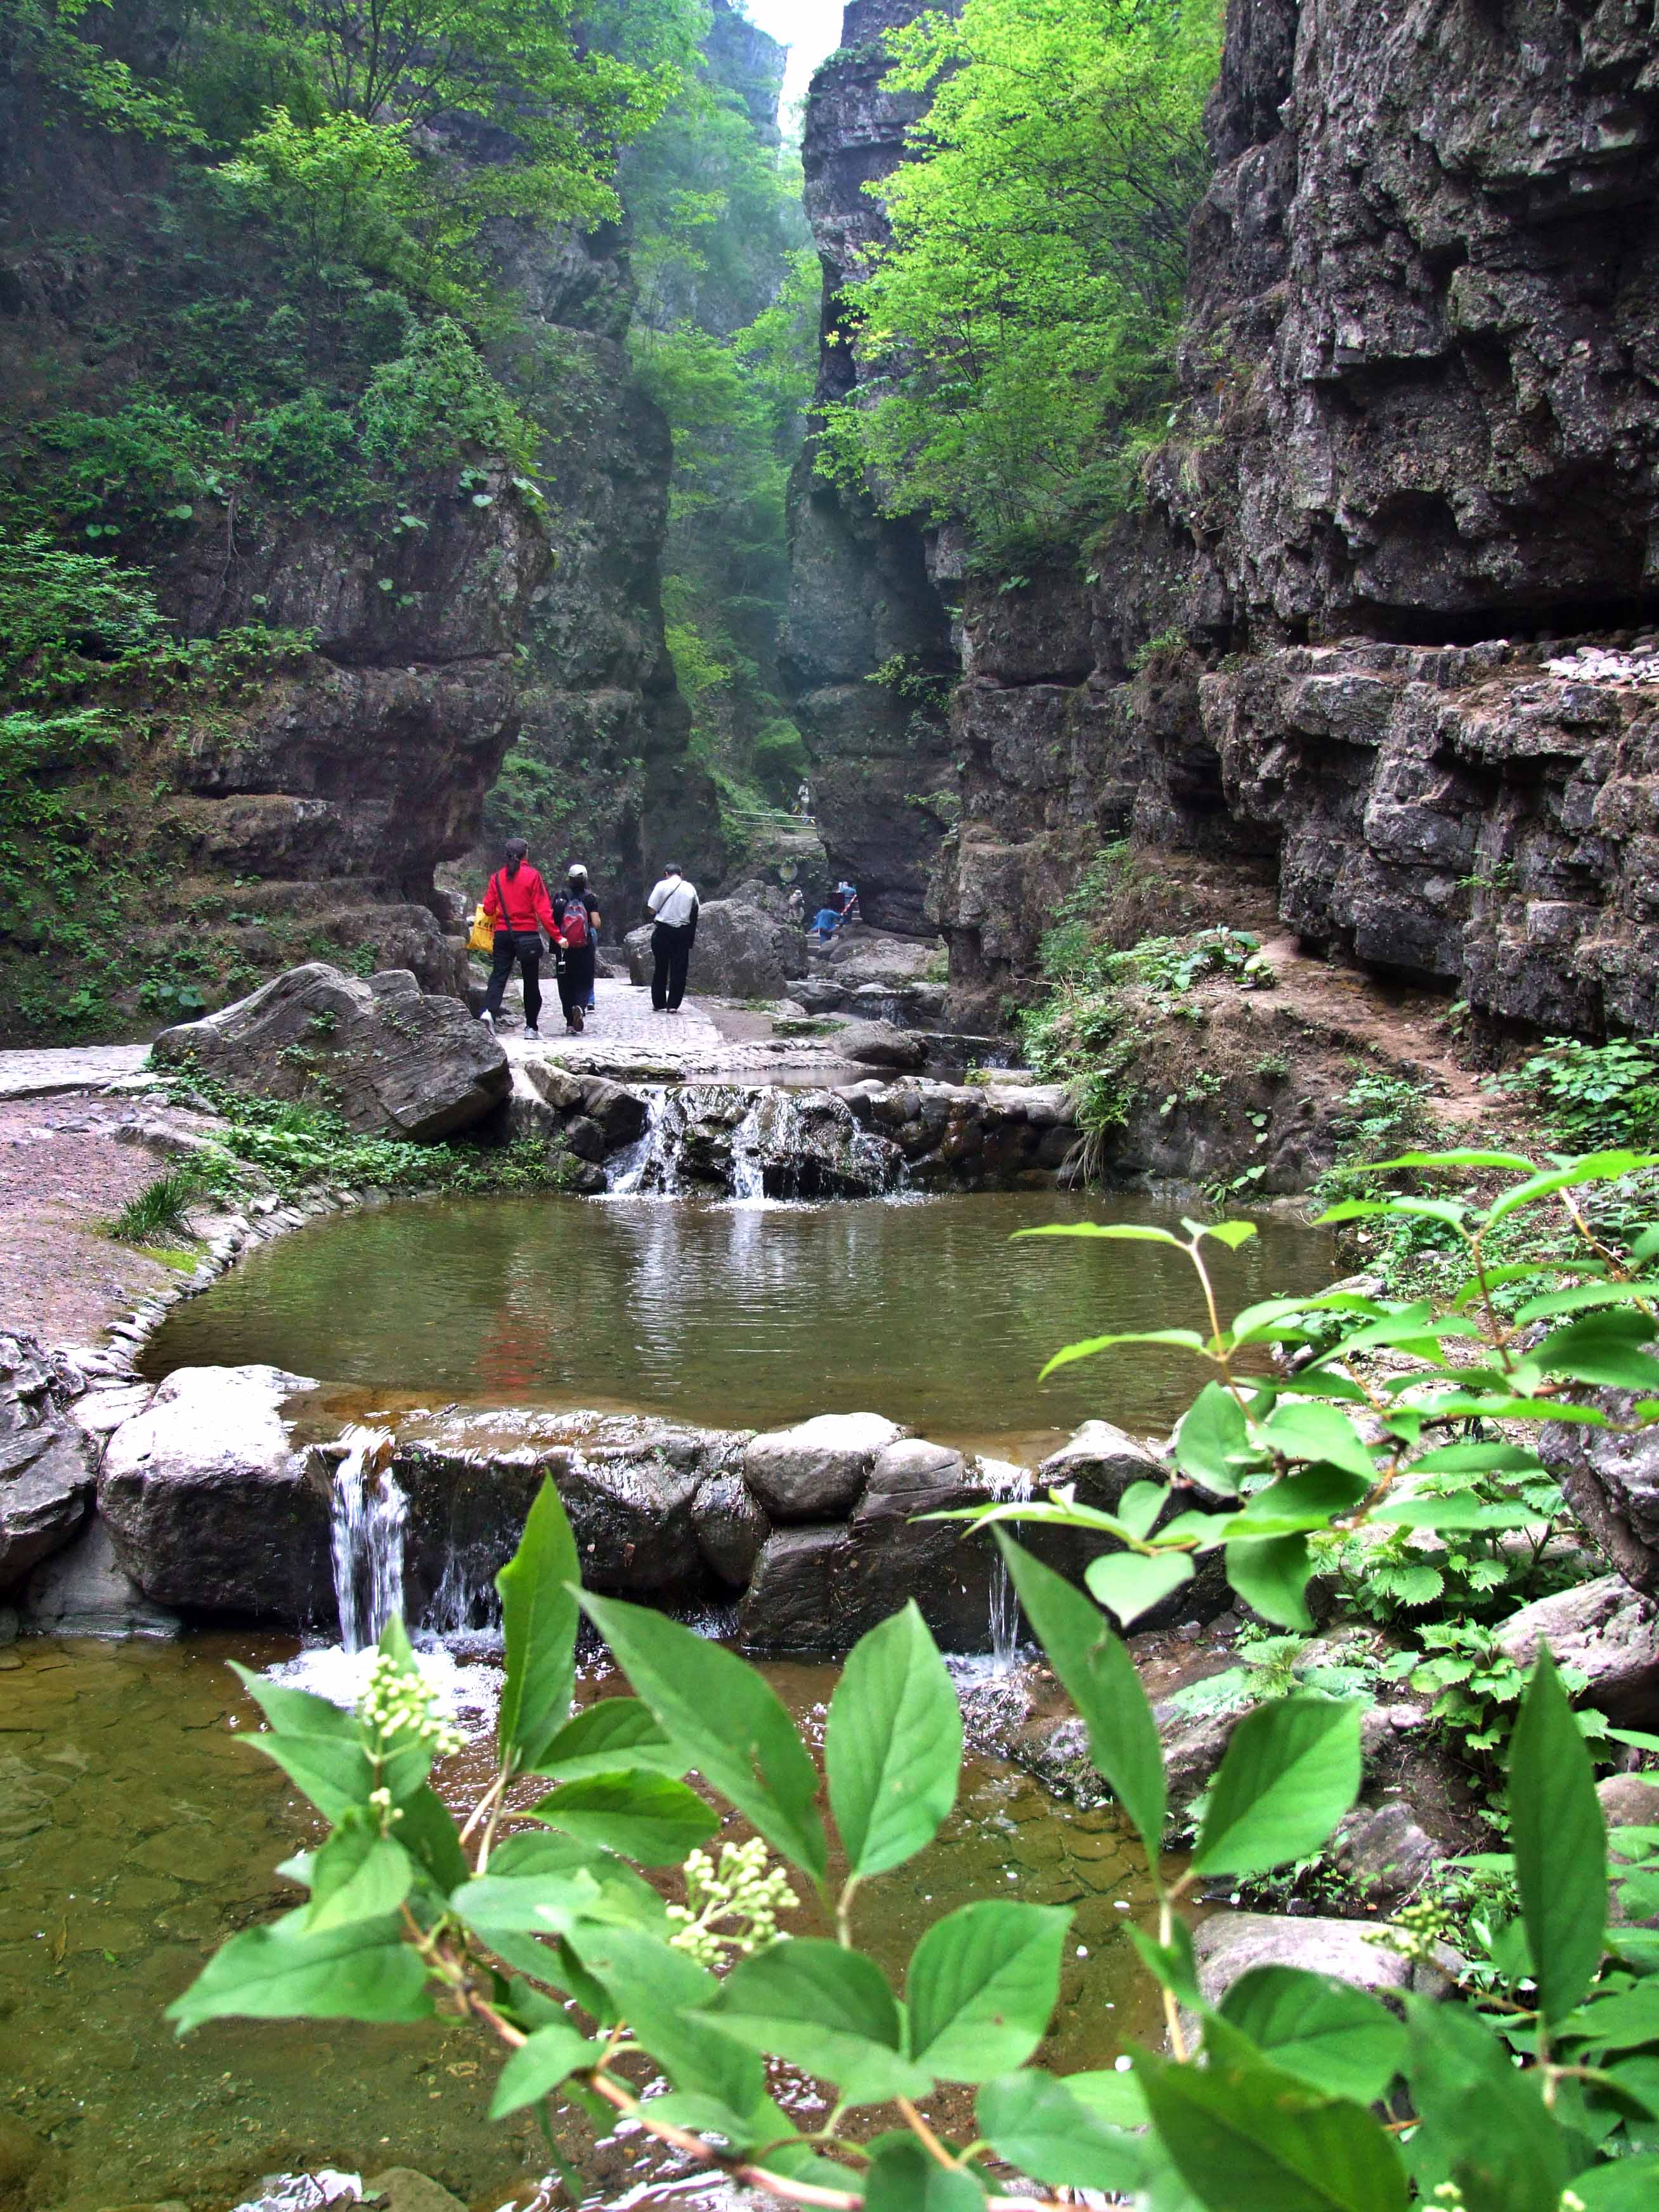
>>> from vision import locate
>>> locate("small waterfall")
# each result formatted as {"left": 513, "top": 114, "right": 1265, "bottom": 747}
{"left": 329, "top": 1426, "right": 406, "bottom": 1653}
{"left": 608, "top": 1088, "right": 679, "bottom": 1195}
{"left": 980, "top": 1459, "right": 1035, "bottom": 1670}
{"left": 729, "top": 1094, "right": 771, "bottom": 1204}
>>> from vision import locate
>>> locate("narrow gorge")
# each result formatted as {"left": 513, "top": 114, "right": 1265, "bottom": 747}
{"left": 5, "top": 5, "right": 1659, "bottom": 2211}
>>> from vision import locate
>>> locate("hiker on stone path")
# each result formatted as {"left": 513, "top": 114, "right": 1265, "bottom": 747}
{"left": 646, "top": 861, "right": 699, "bottom": 1013}
{"left": 554, "top": 863, "right": 601, "bottom": 1034}
{"left": 479, "top": 838, "right": 564, "bottom": 1043}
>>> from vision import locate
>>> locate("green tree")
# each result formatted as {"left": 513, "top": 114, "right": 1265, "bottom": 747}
{"left": 823, "top": 0, "right": 1224, "bottom": 558}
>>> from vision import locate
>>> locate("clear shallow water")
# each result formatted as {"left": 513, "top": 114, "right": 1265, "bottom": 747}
{"left": 143, "top": 1190, "right": 1335, "bottom": 1461}
{"left": 0, "top": 1636, "right": 1167, "bottom": 2209}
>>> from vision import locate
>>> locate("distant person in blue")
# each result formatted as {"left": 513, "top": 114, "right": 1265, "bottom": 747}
{"left": 812, "top": 880, "right": 860, "bottom": 944}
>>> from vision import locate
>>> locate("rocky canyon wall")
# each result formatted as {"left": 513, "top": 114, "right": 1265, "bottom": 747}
{"left": 782, "top": 0, "right": 961, "bottom": 936}
{"left": 0, "top": 38, "right": 717, "bottom": 1031}
{"left": 921, "top": 0, "right": 1659, "bottom": 1036}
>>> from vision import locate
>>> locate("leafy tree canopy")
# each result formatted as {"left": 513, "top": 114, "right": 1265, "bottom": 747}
{"left": 822, "top": 0, "right": 1224, "bottom": 562}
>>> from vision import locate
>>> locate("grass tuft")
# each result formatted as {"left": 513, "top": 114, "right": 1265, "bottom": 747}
{"left": 109, "top": 1168, "right": 202, "bottom": 1246}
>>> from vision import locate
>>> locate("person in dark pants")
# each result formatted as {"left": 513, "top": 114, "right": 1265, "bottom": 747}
{"left": 552, "top": 863, "right": 601, "bottom": 1033}
{"left": 479, "top": 838, "right": 563, "bottom": 1041}
{"left": 646, "top": 861, "right": 699, "bottom": 1012}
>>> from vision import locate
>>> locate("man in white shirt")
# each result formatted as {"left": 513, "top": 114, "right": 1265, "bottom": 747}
{"left": 646, "top": 862, "right": 700, "bottom": 1012}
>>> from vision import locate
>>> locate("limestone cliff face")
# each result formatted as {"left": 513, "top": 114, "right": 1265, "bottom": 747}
{"left": 0, "top": 69, "right": 716, "bottom": 1025}
{"left": 934, "top": 0, "right": 1659, "bottom": 1035}
{"left": 781, "top": 0, "right": 960, "bottom": 935}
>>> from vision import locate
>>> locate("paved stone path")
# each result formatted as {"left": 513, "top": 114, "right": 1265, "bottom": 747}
{"left": 498, "top": 979, "right": 857, "bottom": 1085}
{"left": 0, "top": 1044, "right": 149, "bottom": 1102}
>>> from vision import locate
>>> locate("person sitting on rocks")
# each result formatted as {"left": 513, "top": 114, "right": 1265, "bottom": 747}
{"left": 479, "top": 838, "right": 564, "bottom": 1043}
{"left": 646, "top": 861, "right": 699, "bottom": 1013}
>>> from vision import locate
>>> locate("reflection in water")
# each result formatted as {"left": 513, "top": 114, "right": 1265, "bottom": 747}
{"left": 0, "top": 1637, "right": 1166, "bottom": 2208}
{"left": 144, "top": 1190, "right": 1334, "bottom": 1460}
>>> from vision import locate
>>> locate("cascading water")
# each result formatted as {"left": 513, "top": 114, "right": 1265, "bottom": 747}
{"left": 980, "top": 1458, "right": 1036, "bottom": 1670}
{"left": 608, "top": 1084, "right": 902, "bottom": 1202}
{"left": 329, "top": 1425, "right": 406, "bottom": 1653}
{"left": 607, "top": 1087, "right": 679, "bottom": 1195}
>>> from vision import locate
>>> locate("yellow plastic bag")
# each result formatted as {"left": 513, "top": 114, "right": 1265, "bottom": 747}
{"left": 467, "top": 903, "right": 495, "bottom": 955}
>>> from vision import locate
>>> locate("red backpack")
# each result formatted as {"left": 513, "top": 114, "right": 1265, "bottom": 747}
{"left": 557, "top": 894, "right": 589, "bottom": 948}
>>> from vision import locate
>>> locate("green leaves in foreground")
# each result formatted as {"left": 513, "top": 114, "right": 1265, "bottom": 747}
{"left": 1509, "top": 1645, "right": 1608, "bottom": 2023}
{"left": 826, "top": 1601, "right": 962, "bottom": 1880}
{"left": 1192, "top": 1697, "right": 1363, "bottom": 1879}
{"left": 167, "top": 1911, "right": 431, "bottom": 2033}
{"left": 495, "top": 1478, "right": 580, "bottom": 1774}
{"left": 577, "top": 1591, "right": 828, "bottom": 1887}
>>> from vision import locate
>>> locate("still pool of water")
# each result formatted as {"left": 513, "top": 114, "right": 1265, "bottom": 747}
{"left": 0, "top": 1636, "right": 1169, "bottom": 2210}
{"left": 143, "top": 1189, "right": 1334, "bottom": 1461}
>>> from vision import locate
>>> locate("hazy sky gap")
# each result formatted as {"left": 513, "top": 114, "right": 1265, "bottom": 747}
{"left": 739, "top": 0, "right": 846, "bottom": 117}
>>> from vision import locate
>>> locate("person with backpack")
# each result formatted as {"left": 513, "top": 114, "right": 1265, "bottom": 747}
{"left": 479, "top": 839, "right": 564, "bottom": 1041}
{"left": 645, "top": 862, "right": 699, "bottom": 1012}
{"left": 554, "top": 863, "right": 600, "bottom": 1033}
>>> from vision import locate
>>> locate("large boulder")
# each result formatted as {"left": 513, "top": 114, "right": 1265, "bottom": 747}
{"left": 518, "top": 1064, "right": 648, "bottom": 1147}
{"left": 686, "top": 900, "right": 809, "bottom": 999}
{"left": 21, "top": 1517, "right": 181, "bottom": 1637}
{"left": 99, "top": 1365, "right": 332, "bottom": 1620}
{"left": 153, "top": 963, "right": 509, "bottom": 1141}
{"left": 1497, "top": 1575, "right": 1659, "bottom": 1727}
{"left": 838, "top": 1020, "right": 927, "bottom": 1070}
{"left": 1192, "top": 1913, "right": 1417, "bottom": 2007}
{"left": 693, "top": 1469, "right": 771, "bottom": 1586}
{"left": 835, "top": 1440, "right": 1001, "bottom": 1649}
{"left": 738, "top": 1525, "right": 846, "bottom": 1653}
{"left": 0, "top": 1333, "right": 96, "bottom": 1592}
{"left": 743, "top": 1412, "right": 907, "bottom": 1521}
{"left": 1544, "top": 1403, "right": 1659, "bottom": 1597}
{"left": 623, "top": 924, "right": 655, "bottom": 986}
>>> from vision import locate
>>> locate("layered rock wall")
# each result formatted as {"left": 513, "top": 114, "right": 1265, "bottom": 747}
{"left": 927, "top": 0, "right": 1659, "bottom": 1035}
{"left": 781, "top": 0, "right": 961, "bottom": 935}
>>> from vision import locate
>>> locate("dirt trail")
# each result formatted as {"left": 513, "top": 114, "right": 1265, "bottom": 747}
{"left": 1254, "top": 933, "right": 1496, "bottom": 1127}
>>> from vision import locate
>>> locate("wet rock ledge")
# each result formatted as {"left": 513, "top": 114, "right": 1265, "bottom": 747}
{"left": 10, "top": 1355, "right": 1198, "bottom": 1657}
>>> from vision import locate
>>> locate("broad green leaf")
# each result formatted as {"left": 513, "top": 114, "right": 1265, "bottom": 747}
{"left": 1126, "top": 1917, "right": 1201, "bottom": 2010}
{"left": 1258, "top": 1402, "right": 1378, "bottom": 1480}
{"left": 1040, "top": 1327, "right": 1208, "bottom": 1379}
{"left": 862, "top": 2137, "right": 986, "bottom": 2211}
{"left": 533, "top": 1696, "right": 688, "bottom": 1781}
{"left": 635, "top": 2090, "right": 769, "bottom": 2149}
{"left": 1085, "top": 1548, "right": 1194, "bottom": 1627}
{"left": 1370, "top": 1496, "right": 1538, "bottom": 1531}
{"left": 1369, "top": 1149, "right": 1537, "bottom": 1173}
{"left": 1223, "top": 1533, "right": 1316, "bottom": 1632}
{"left": 827, "top": 1603, "right": 962, "bottom": 1880}
{"left": 1218, "top": 1967, "right": 1406, "bottom": 2102}
{"left": 1516, "top": 1282, "right": 1659, "bottom": 1324}
{"left": 396, "top": 1783, "right": 470, "bottom": 1895}
{"left": 450, "top": 1868, "right": 606, "bottom": 1940}
{"left": 487, "top": 1826, "right": 666, "bottom": 1927}
{"left": 1117, "top": 1480, "right": 1173, "bottom": 1540}
{"left": 998, "top": 1535, "right": 1165, "bottom": 1851}
{"left": 564, "top": 1921, "right": 766, "bottom": 2116}
{"left": 1532, "top": 1310, "right": 1659, "bottom": 1393}
{"left": 1227, "top": 1466, "right": 1370, "bottom": 1534}
{"left": 1192, "top": 1698, "right": 1362, "bottom": 1877}
{"left": 1175, "top": 1381, "right": 1255, "bottom": 1497}
{"left": 977, "top": 2071, "right": 1147, "bottom": 2192}
{"left": 229, "top": 1664, "right": 374, "bottom": 1821}
{"left": 1410, "top": 1443, "right": 1546, "bottom": 1474}
{"left": 489, "top": 2022, "right": 599, "bottom": 2117}
{"left": 1067, "top": 2067, "right": 1150, "bottom": 2126}
{"left": 579, "top": 1592, "right": 826, "bottom": 1885}
{"left": 526, "top": 1772, "right": 719, "bottom": 1865}
{"left": 708, "top": 1938, "right": 929, "bottom": 2107}
{"left": 1198, "top": 1220, "right": 1259, "bottom": 1251}
{"left": 1405, "top": 1997, "right": 1567, "bottom": 2212}
{"left": 167, "top": 1912, "right": 431, "bottom": 2033}
{"left": 1509, "top": 1648, "right": 1607, "bottom": 2024}
{"left": 906, "top": 1902, "right": 1069, "bottom": 2081}
{"left": 1136, "top": 2042, "right": 1408, "bottom": 2212}
{"left": 496, "top": 1480, "right": 580, "bottom": 1774}
{"left": 1013, "top": 1221, "right": 1187, "bottom": 1245}
{"left": 1564, "top": 2162, "right": 1659, "bottom": 2211}
{"left": 1563, "top": 1982, "right": 1659, "bottom": 2052}
{"left": 305, "top": 1826, "right": 413, "bottom": 1933}
{"left": 1486, "top": 1153, "right": 1659, "bottom": 1228}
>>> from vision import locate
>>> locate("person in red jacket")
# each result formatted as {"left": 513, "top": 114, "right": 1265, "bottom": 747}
{"left": 479, "top": 838, "right": 564, "bottom": 1041}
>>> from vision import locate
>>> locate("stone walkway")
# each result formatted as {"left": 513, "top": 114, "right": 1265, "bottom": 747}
{"left": 0, "top": 1044, "right": 148, "bottom": 1102}
{"left": 499, "top": 979, "right": 858, "bottom": 1086}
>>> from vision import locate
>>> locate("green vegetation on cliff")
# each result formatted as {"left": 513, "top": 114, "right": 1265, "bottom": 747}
{"left": 823, "top": 0, "right": 1223, "bottom": 559}
{"left": 0, "top": 0, "right": 713, "bottom": 1039}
